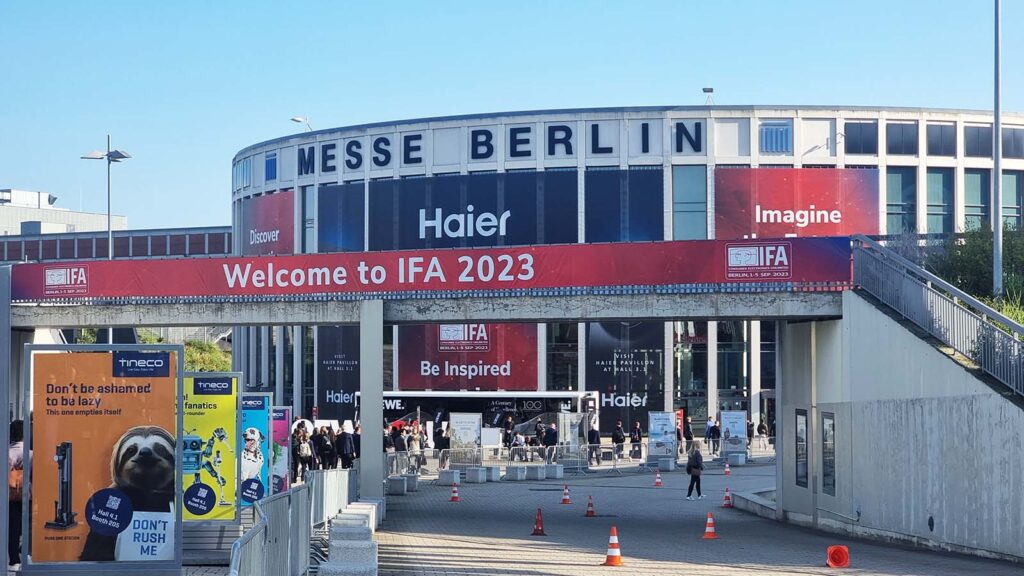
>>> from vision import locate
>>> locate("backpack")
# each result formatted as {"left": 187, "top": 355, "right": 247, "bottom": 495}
{"left": 298, "top": 441, "right": 312, "bottom": 459}
{"left": 9, "top": 466, "right": 23, "bottom": 501}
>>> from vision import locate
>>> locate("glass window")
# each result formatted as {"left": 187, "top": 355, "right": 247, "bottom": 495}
{"left": 1003, "top": 171, "right": 1023, "bottom": 230}
{"left": 759, "top": 121, "right": 793, "bottom": 154}
{"left": 717, "top": 321, "right": 748, "bottom": 393}
{"left": 585, "top": 167, "right": 664, "bottom": 243}
{"left": 546, "top": 323, "right": 578, "bottom": 391}
{"left": 208, "top": 233, "right": 226, "bottom": 255}
{"left": 964, "top": 169, "right": 990, "bottom": 231}
{"left": 926, "top": 168, "right": 953, "bottom": 234}
{"left": 926, "top": 124, "right": 956, "bottom": 157}
{"left": 843, "top": 121, "right": 877, "bottom": 155}
{"left": 795, "top": 409, "right": 808, "bottom": 488}
{"left": 886, "top": 122, "right": 918, "bottom": 155}
{"left": 149, "top": 235, "right": 166, "bottom": 256}
{"left": 965, "top": 125, "right": 993, "bottom": 158}
{"left": 822, "top": 413, "right": 836, "bottom": 496}
{"left": 265, "top": 151, "right": 277, "bottom": 182}
{"left": 1003, "top": 128, "right": 1024, "bottom": 159}
{"left": 886, "top": 166, "right": 917, "bottom": 233}
{"left": 168, "top": 234, "right": 187, "bottom": 256}
{"left": 59, "top": 238, "right": 76, "bottom": 259}
{"left": 760, "top": 321, "right": 776, "bottom": 390}
{"left": 672, "top": 166, "right": 707, "bottom": 240}
{"left": 41, "top": 239, "right": 57, "bottom": 260}
{"left": 318, "top": 182, "right": 364, "bottom": 253}
{"left": 673, "top": 321, "right": 708, "bottom": 424}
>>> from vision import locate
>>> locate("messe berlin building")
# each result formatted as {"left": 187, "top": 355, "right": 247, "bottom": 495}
{"left": 231, "top": 106, "right": 1024, "bottom": 431}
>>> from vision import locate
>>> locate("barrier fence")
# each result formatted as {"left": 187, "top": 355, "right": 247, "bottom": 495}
{"left": 228, "top": 468, "right": 354, "bottom": 576}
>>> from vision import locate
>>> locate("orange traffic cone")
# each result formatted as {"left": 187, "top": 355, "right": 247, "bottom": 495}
{"left": 602, "top": 525, "right": 623, "bottom": 566}
{"left": 703, "top": 512, "right": 718, "bottom": 539}
{"left": 531, "top": 508, "right": 547, "bottom": 536}
{"left": 724, "top": 461, "right": 731, "bottom": 476}
{"left": 722, "top": 487, "right": 733, "bottom": 508}
{"left": 585, "top": 495, "right": 596, "bottom": 517}
{"left": 449, "top": 484, "right": 460, "bottom": 503}
{"left": 654, "top": 470, "right": 663, "bottom": 487}
{"left": 826, "top": 545, "right": 849, "bottom": 568}
{"left": 561, "top": 484, "right": 572, "bottom": 505}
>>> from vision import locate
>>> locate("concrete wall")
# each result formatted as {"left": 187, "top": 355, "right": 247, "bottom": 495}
{"left": 777, "top": 291, "right": 1024, "bottom": 561}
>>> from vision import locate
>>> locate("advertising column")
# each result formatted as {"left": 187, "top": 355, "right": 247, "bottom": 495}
{"left": 647, "top": 411, "right": 677, "bottom": 461}
{"left": 26, "top": 346, "right": 182, "bottom": 569}
{"left": 239, "top": 394, "right": 272, "bottom": 506}
{"left": 316, "top": 326, "right": 360, "bottom": 422}
{"left": 586, "top": 322, "right": 665, "bottom": 434}
{"left": 181, "top": 373, "right": 241, "bottom": 522}
{"left": 270, "top": 407, "right": 292, "bottom": 495}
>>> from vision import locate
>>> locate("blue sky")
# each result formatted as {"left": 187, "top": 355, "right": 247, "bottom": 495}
{"left": 1, "top": 1, "right": 1021, "bottom": 229}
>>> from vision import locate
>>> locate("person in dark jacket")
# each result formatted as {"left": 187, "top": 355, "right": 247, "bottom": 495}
{"left": 709, "top": 421, "right": 722, "bottom": 456}
{"left": 756, "top": 421, "right": 769, "bottom": 450}
{"left": 611, "top": 421, "right": 626, "bottom": 461}
{"left": 747, "top": 420, "right": 755, "bottom": 449}
{"left": 683, "top": 417, "right": 694, "bottom": 453}
{"left": 629, "top": 421, "right": 643, "bottom": 461}
{"left": 434, "top": 426, "right": 450, "bottom": 469}
{"left": 542, "top": 423, "right": 558, "bottom": 464}
{"left": 685, "top": 440, "right": 705, "bottom": 500}
{"left": 502, "top": 416, "right": 515, "bottom": 449}
{"left": 587, "top": 426, "right": 602, "bottom": 466}
{"left": 336, "top": 423, "right": 356, "bottom": 469}
{"left": 353, "top": 424, "right": 362, "bottom": 459}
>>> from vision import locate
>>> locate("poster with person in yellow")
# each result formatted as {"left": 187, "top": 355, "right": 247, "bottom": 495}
{"left": 28, "top": 347, "right": 182, "bottom": 565}
{"left": 182, "top": 374, "right": 241, "bottom": 522}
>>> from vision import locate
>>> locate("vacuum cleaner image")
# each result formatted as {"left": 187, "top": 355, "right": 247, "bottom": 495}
{"left": 45, "top": 442, "right": 78, "bottom": 530}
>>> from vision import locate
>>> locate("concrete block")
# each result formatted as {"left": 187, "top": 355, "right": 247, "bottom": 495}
{"left": 402, "top": 473, "right": 419, "bottom": 492}
{"left": 438, "top": 469, "right": 461, "bottom": 486}
{"left": 505, "top": 466, "right": 526, "bottom": 481}
{"left": 346, "top": 502, "right": 378, "bottom": 528}
{"left": 331, "top": 515, "right": 370, "bottom": 530}
{"left": 727, "top": 453, "right": 747, "bottom": 466}
{"left": 544, "top": 464, "right": 563, "bottom": 479}
{"left": 329, "top": 539, "right": 378, "bottom": 565}
{"left": 525, "top": 466, "right": 547, "bottom": 481}
{"left": 386, "top": 475, "right": 407, "bottom": 495}
{"left": 329, "top": 524, "right": 372, "bottom": 541}
{"left": 484, "top": 466, "right": 501, "bottom": 481}
{"left": 464, "top": 467, "right": 487, "bottom": 483}
{"left": 337, "top": 510, "right": 375, "bottom": 533}
{"left": 318, "top": 561, "right": 377, "bottom": 576}
{"left": 361, "top": 497, "right": 386, "bottom": 521}
{"left": 657, "top": 458, "right": 677, "bottom": 471}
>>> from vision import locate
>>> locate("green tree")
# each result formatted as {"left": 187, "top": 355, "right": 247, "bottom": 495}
{"left": 184, "top": 339, "right": 232, "bottom": 372}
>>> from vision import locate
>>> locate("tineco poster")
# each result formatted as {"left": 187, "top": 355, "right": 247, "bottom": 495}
{"left": 270, "top": 407, "right": 292, "bottom": 495}
{"left": 586, "top": 321, "right": 666, "bottom": 433}
{"left": 29, "top": 349, "right": 180, "bottom": 564}
{"left": 181, "top": 374, "right": 239, "bottom": 522}
{"left": 316, "top": 325, "right": 360, "bottom": 421}
{"left": 239, "top": 394, "right": 271, "bottom": 506}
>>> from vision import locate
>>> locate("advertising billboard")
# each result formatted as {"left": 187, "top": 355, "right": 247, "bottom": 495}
{"left": 11, "top": 237, "right": 854, "bottom": 301}
{"left": 239, "top": 394, "right": 271, "bottom": 506}
{"left": 448, "top": 413, "right": 482, "bottom": 452}
{"left": 397, "top": 323, "right": 537, "bottom": 391}
{"left": 715, "top": 168, "right": 879, "bottom": 239}
{"left": 720, "top": 410, "right": 748, "bottom": 456}
{"left": 239, "top": 190, "right": 294, "bottom": 256}
{"left": 270, "top": 407, "right": 292, "bottom": 495}
{"left": 647, "top": 411, "right": 677, "bottom": 459}
{"left": 181, "top": 374, "right": 240, "bottom": 523}
{"left": 586, "top": 322, "right": 665, "bottom": 433}
{"left": 316, "top": 325, "right": 360, "bottom": 421}
{"left": 26, "top": 347, "right": 182, "bottom": 565}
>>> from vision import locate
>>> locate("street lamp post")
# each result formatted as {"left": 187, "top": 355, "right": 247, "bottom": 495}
{"left": 994, "top": 0, "right": 1003, "bottom": 298}
{"left": 81, "top": 135, "right": 130, "bottom": 343}
{"left": 291, "top": 116, "right": 313, "bottom": 132}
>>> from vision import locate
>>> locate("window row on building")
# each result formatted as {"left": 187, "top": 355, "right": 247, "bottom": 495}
{"left": 0, "top": 227, "right": 232, "bottom": 263}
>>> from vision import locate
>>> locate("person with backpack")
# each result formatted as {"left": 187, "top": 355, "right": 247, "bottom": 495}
{"left": 9, "top": 420, "right": 24, "bottom": 569}
{"left": 295, "top": 430, "right": 315, "bottom": 481}
{"left": 611, "top": 420, "right": 627, "bottom": 462}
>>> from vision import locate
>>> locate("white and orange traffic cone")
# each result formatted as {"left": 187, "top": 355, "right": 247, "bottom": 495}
{"left": 703, "top": 512, "right": 718, "bottom": 539}
{"left": 531, "top": 508, "right": 547, "bottom": 536}
{"left": 561, "top": 484, "right": 572, "bottom": 505}
{"left": 724, "top": 461, "right": 731, "bottom": 476}
{"left": 654, "top": 470, "right": 663, "bottom": 487}
{"left": 585, "top": 495, "right": 596, "bottom": 517}
{"left": 602, "top": 525, "right": 623, "bottom": 566}
{"left": 449, "top": 484, "right": 460, "bottom": 503}
{"left": 722, "top": 487, "right": 733, "bottom": 508}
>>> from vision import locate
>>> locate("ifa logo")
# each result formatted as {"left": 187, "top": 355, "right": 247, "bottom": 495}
{"left": 725, "top": 243, "right": 792, "bottom": 280}
{"left": 437, "top": 324, "right": 490, "bottom": 352}
{"left": 43, "top": 266, "right": 89, "bottom": 296}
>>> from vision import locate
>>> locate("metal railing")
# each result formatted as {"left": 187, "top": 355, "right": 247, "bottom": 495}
{"left": 853, "top": 234, "right": 1024, "bottom": 396}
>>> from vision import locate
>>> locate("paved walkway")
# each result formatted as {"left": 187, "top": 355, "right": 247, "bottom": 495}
{"left": 377, "top": 463, "right": 1022, "bottom": 576}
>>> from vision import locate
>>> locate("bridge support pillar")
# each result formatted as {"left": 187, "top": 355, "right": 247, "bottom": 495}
{"left": 359, "top": 300, "right": 385, "bottom": 499}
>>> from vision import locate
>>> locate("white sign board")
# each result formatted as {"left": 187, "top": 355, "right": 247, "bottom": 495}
{"left": 647, "top": 411, "right": 677, "bottom": 459}
{"left": 720, "top": 410, "right": 748, "bottom": 455}
{"left": 448, "top": 413, "right": 482, "bottom": 451}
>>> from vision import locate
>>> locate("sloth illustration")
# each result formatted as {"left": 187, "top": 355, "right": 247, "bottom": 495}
{"left": 240, "top": 427, "right": 265, "bottom": 481}
{"left": 79, "top": 426, "right": 176, "bottom": 562}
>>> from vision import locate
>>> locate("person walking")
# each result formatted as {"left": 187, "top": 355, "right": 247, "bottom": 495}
{"left": 435, "top": 426, "right": 450, "bottom": 470}
{"left": 8, "top": 420, "right": 24, "bottom": 570}
{"left": 407, "top": 425, "right": 421, "bottom": 474}
{"left": 746, "top": 420, "right": 755, "bottom": 450}
{"left": 685, "top": 440, "right": 705, "bottom": 500}
{"left": 336, "top": 423, "right": 356, "bottom": 469}
{"left": 319, "top": 426, "right": 338, "bottom": 469}
{"left": 542, "top": 422, "right": 558, "bottom": 464}
{"left": 709, "top": 420, "right": 722, "bottom": 456}
{"left": 502, "top": 416, "right": 515, "bottom": 451}
{"left": 611, "top": 420, "right": 626, "bottom": 462}
{"left": 295, "top": 430, "right": 315, "bottom": 482}
{"left": 683, "top": 417, "right": 694, "bottom": 454}
{"left": 587, "top": 425, "right": 602, "bottom": 466}
{"left": 757, "top": 420, "right": 769, "bottom": 450}
{"left": 629, "top": 421, "right": 643, "bottom": 461}
{"left": 703, "top": 416, "right": 714, "bottom": 450}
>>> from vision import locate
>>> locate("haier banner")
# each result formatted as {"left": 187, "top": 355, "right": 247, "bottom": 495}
{"left": 397, "top": 323, "right": 538, "bottom": 391}
{"left": 316, "top": 325, "right": 360, "bottom": 421}
{"left": 240, "top": 190, "right": 294, "bottom": 256}
{"left": 586, "top": 322, "right": 665, "bottom": 433}
{"left": 715, "top": 168, "right": 879, "bottom": 239}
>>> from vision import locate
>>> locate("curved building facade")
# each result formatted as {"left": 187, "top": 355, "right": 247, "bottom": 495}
{"left": 231, "top": 106, "right": 1024, "bottom": 430}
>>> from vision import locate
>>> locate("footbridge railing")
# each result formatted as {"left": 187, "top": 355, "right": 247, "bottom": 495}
{"left": 852, "top": 234, "right": 1024, "bottom": 396}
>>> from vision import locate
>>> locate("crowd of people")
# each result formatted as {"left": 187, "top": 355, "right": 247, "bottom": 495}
{"left": 290, "top": 420, "right": 361, "bottom": 483}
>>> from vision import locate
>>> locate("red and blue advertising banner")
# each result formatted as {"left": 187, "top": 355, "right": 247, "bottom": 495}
{"left": 397, "top": 323, "right": 538, "bottom": 391}
{"left": 240, "top": 190, "right": 294, "bottom": 256}
{"left": 715, "top": 168, "right": 879, "bottom": 239}
{"left": 11, "top": 237, "right": 852, "bottom": 301}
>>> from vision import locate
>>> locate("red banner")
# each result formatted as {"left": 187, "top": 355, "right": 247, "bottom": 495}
{"left": 240, "top": 190, "right": 294, "bottom": 256}
{"left": 398, "top": 323, "right": 538, "bottom": 391}
{"left": 11, "top": 238, "right": 851, "bottom": 301}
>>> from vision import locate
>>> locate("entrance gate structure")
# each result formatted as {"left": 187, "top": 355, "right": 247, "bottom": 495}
{"left": 0, "top": 237, "right": 853, "bottom": 567}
